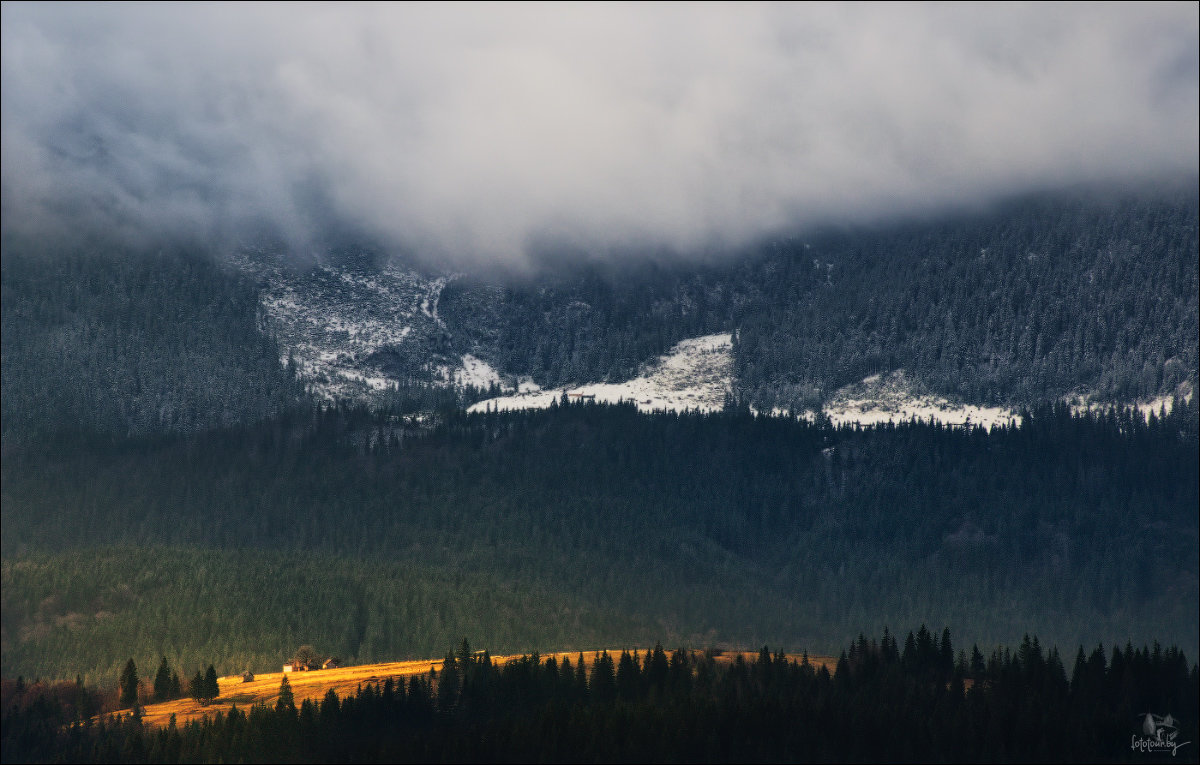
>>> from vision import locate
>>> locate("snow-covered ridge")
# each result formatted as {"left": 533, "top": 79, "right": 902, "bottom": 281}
{"left": 469, "top": 333, "right": 734, "bottom": 415}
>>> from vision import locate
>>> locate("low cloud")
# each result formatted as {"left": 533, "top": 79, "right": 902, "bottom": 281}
{"left": 3, "top": 4, "right": 1196, "bottom": 267}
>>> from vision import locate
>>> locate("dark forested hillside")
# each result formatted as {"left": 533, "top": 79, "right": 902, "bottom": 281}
{"left": 3, "top": 188, "right": 1195, "bottom": 442}
{"left": 733, "top": 189, "right": 1200, "bottom": 410}
{"left": 439, "top": 259, "right": 741, "bottom": 387}
{"left": 4, "top": 401, "right": 1196, "bottom": 682}
{"left": 0, "top": 248, "right": 306, "bottom": 442}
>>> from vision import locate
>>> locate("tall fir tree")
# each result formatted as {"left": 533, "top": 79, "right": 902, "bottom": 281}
{"left": 277, "top": 675, "right": 295, "bottom": 713}
{"left": 204, "top": 665, "right": 219, "bottom": 703}
{"left": 152, "top": 656, "right": 173, "bottom": 702}
{"left": 189, "top": 671, "right": 206, "bottom": 704}
{"left": 119, "top": 659, "right": 139, "bottom": 710}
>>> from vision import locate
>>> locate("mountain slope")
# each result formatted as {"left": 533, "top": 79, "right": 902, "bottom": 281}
{"left": 2, "top": 188, "right": 1195, "bottom": 437}
{"left": 732, "top": 189, "right": 1199, "bottom": 410}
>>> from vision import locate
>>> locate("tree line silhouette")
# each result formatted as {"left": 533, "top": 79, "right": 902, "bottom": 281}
{"left": 3, "top": 631, "right": 1196, "bottom": 762}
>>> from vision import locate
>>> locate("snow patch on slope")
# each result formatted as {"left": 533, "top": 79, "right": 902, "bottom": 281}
{"left": 1066, "top": 382, "right": 1191, "bottom": 422}
{"left": 454, "top": 355, "right": 504, "bottom": 390}
{"left": 816, "top": 375, "right": 1193, "bottom": 431}
{"left": 470, "top": 341, "right": 1024, "bottom": 428}
{"left": 469, "top": 333, "right": 733, "bottom": 414}
{"left": 814, "top": 370, "right": 1021, "bottom": 429}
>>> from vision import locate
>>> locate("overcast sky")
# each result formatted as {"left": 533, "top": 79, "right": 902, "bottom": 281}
{"left": 2, "top": 3, "right": 1196, "bottom": 267}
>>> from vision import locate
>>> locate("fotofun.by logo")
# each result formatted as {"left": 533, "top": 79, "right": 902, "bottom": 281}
{"left": 1132, "top": 713, "right": 1191, "bottom": 757}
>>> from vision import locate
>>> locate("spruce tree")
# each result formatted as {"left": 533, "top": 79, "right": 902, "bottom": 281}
{"left": 589, "top": 651, "right": 616, "bottom": 703}
{"left": 189, "top": 671, "right": 206, "bottom": 704}
{"left": 119, "top": 658, "right": 139, "bottom": 709}
{"left": 616, "top": 650, "right": 640, "bottom": 700}
{"left": 437, "top": 653, "right": 460, "bottom": 712}
{"left": 277, "top": 675, "right": 295, "bottom": 712}
{"left": 153, "top": 656, "right": 173, "bottom": 702}
{"left": 204, "top": 665, "right": 219, "bottom": 702}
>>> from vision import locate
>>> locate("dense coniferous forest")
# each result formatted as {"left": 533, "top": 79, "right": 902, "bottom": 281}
{"left": 732, "top": 190, "right": 1200, "bottom": 410}
{"left": 4, "top": 401, "right": 1196, "bottom": 683}
{"left": 3, "top": 633, "right": 1197, "bottom": 763}
{"left": 439, "top": 259, "right": 740, "bottom": 387}
{"left": 0, "top": 248, "right": 307, "bottom": 442}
